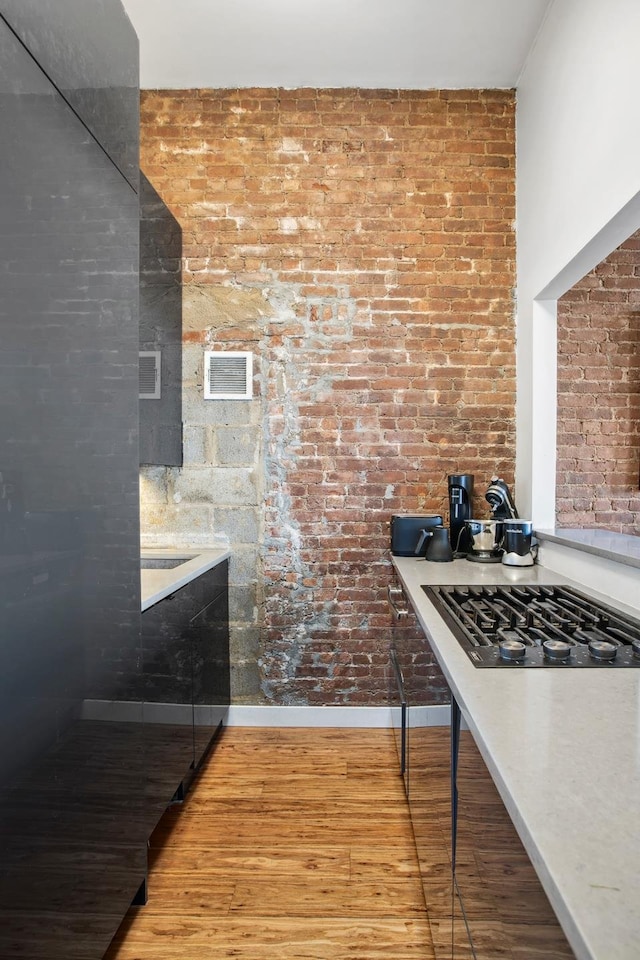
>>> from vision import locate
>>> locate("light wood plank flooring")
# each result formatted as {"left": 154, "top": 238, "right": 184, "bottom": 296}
{"left": 104, "top": 726, "right": 440, "bottom": 960}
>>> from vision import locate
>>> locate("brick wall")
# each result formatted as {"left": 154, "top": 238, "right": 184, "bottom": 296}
{"left": 556, "top": 231, "right": 640, "bottom": 533}
{"left": 139, "top": 88, "right": 516, "bottom": 705}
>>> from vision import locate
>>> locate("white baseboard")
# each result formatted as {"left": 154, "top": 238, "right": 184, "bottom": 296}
{"left": 80, "top": 700, "right": 451, "bottom": 729}
{"left": 81, "top": 699, "right": 194, "bottom": 724}
{"left": 226, "top": 704, "right": 451, "bottom": 728}
{"left": 411, "top": 704, "right": 451, "bottom": 728}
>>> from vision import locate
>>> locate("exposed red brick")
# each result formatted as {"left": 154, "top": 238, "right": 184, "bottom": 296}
{"left": 140, "top": 87, "right": 516, "bottom": 705}
{"left": 557, "top": 230, "right": 640, "bottom": 534}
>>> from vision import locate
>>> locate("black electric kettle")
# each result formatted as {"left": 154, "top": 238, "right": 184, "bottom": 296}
{"left": 414, "top": 525, "right": 454, "bottom": 562}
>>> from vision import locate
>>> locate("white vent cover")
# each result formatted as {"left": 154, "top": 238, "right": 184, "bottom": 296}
{"left": 204, "top": 351, "right": 253, "bottom": 400}
{"left": 139, "top": 351, "right": 161, "bottom": 399}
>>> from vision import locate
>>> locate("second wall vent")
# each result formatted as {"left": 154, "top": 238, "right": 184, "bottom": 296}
{"left": 139, "top": 351, "right": 161, "bottom": 399}
{"left": 204, "top": 351, "right": 253, "bottom": 400}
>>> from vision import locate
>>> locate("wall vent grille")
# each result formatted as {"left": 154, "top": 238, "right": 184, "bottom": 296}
{"left": 204, "top": 351, "right": 253, "bottom": 400}
{"left": 139, "top": 351, "right": 161, "bottom": 399}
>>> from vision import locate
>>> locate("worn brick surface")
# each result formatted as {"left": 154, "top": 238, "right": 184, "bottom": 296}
{"left": 139, "top": 88, "right": 516, "bottom": 704}
{"left": 557, "top": 230, "right": 640, "bottom": 533}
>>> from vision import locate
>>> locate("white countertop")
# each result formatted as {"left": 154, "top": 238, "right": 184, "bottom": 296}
{"left": 537, "top": 527, "right": 640, "bottom": 570}
{"left": 140, "top": 546, "right": 230, "bottom": 611}
{"left": 392, "top": 555, "right": 640, "bottom": 960}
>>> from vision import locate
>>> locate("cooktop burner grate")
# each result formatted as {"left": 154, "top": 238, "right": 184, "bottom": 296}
{"left": 422, "top": 584, "right": 640, "bottom": 667}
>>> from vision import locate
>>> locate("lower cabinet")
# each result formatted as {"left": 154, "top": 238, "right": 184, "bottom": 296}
{"left": 397, "top": 693, "right": 577, "bottom": 958}
{"left": 387, "top": 584, "right": 455, "bottom": 959}
{"left": 0, "top": 562, "right": 230, "bottom": 959}
{"left": 191, "top": 584, "right": 230, "bottom": 768}
{"left": 450, "top": 698, "right": 575, "bottom": 959}
{"left": 389, "top": 647, "right": 408, "bottom": 786}
{"left": 407, "top": 722, "right": 453, "bottom": 959}
{"left": 387, "top": 581, "right": 439, "bottom": 800}
{"left": 141, "top": 561, "right": 230, "bottom": 831}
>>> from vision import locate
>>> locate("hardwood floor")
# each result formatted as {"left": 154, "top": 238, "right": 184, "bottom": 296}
{"left": 104, "top": 726, "right": 439, "bottom": 960}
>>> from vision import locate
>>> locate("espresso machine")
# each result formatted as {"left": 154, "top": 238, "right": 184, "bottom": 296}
{"left": 485, "top": 475, "right": 518, "bottom": 520}
{"left": 448, "top": 474, "right": 474, "bottom": 554}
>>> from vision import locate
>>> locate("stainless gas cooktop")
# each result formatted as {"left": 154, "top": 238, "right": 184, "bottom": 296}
{"left": 422, "top": 583, "right": 640, "bottom": 667}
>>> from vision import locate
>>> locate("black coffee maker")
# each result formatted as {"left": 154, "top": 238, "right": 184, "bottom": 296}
{"left": 448, "top": 474, "right": 474, "bottom": 554}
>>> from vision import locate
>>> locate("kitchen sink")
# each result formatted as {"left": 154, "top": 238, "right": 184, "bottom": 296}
{"left": 140, "top": 556, "right": 196, "bottom": 570}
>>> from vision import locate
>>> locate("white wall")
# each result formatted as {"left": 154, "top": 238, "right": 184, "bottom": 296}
{"left": 516, "top": 0, "right": 640, "bottom": 525}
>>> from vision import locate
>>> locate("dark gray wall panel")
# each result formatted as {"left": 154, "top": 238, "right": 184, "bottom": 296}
{"left": 0, "top": 0, "right": 139, "bottom": 189}
{"left": 140, "top": 173, "right": 183, "bottom": 466}
{"left": 0, "top": 14, "right": 143, "bottom": 958}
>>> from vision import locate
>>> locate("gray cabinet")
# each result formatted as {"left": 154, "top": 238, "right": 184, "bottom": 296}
{"left": 407, "top": 717, "right": 452, "bottom": 960}
{"left": 388, "top": 586, "right": 453, "bottom": 959}
{"left": 391, "top": 665, "right": 576, "bottom": 957}
{"left": 451, "top": 698, "right": 575, "bottom": 959}
{"left": 0, "top": 5, "right": 143, "bottom": 957}
{"left": 140, "top": 588, "right": 195, "bottom": 826}
{"left": 389, "top": 647, "right": 407, "bottom": 783}
{"left": 388, "top": 584, "right": 409, "bottom": 789}
{"left": 0, "top": 0, "right": 139, "bottom": 189}
{"left": 191, "top": 577, "right": 230, "bottom": 767}
{"left": 139, "top": 173, "right": 183, "bottom": 466}
{"left": 141, "top": 563, "right": 230, "bottom": 830}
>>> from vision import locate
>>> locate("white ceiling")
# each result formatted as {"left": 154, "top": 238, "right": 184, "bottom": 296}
{"left": 121, "top": 0, "right": 552, "bottom": 90}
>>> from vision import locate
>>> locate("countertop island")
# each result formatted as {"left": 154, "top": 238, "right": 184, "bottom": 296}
{"left": 392, "top": 555, "right": 640, "bottom": 960}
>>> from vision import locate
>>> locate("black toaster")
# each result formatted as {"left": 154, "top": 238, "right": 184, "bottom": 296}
{"left": 390, "top": 514, "right": 444, "bottom": 557}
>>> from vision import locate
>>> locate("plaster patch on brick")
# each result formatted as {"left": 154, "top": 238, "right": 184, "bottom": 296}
{"left": 192, "top": 203, "right": 247, "bottom": 229}
{"left": 279, "top": 218, "right": 298, "bottom": 235}
{"left": 196, "top": 202, "right": 226, "bottom": 216}
{"left": 256, "top": 277, "right": 359, "bottom": 702}
{"left": 279, "top": 138, "right": 309, "bottom": 161}
{"left": 183, "top": 284, "right": 268, "bottom": 334}
{"left": 159, "top": 141, "right": 213, "bottom": 155}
